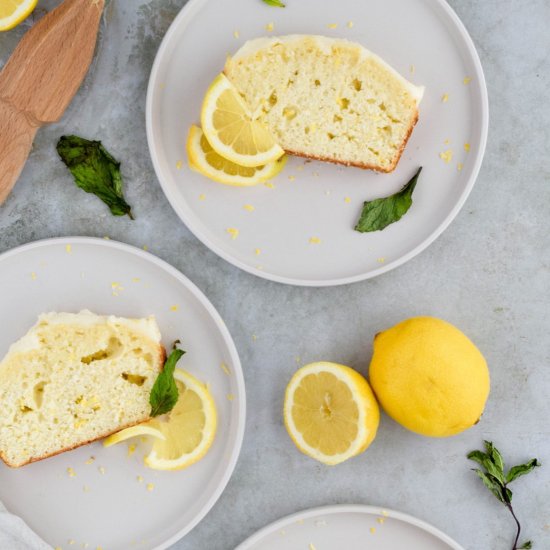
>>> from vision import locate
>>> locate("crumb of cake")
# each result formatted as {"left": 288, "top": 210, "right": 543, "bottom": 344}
{"left": 227, "top": 393, "right": 235, "bottom": 401}
{"left": 83, "top": 485, "right": 90, "bottom": 492}
{"left": 233, "top": 30, "right": 240, "bottom": 39}
{"left": 146, "top": 483, "right": 154, "bottom": 492}
{"left": 347, "top": 21, "right": 354, "bottom": 28}
{"left": 409, "top": 64, "right": 415, "bottom": 74}
{"left": 444, "top": 138, "right": 450, "bottom": 145}
{"left": 252, "top": 334, "right": 257, "bottom": 341}
{"left": 457, "top": 162, "right": 464, "bottom": 171}
{"left": 370, "top": 527, "right": 376, "bottom": 534}
{"left": 325, "top": 190, "right": 331, "bottom": 196}
{"left": 463, "top": 76, "right": 471, "bottom": 84}
{"left": 327, "top": 23, "right": 338, "bottom": 29}
{"left": 254, "top": 248, "right": 261, "bottom": 256}
{"left": 176, "top": 160, "right": 182, "bottom": 170}
{"left": 65, "top": 244, "right": 72, "bottom": 254}
{"left": 309, "top": 544, "right": 317, "bottom": 550}
{"left": 226, "top": 227, "right": 239, "bottom": 240}
{"left": 288, "top": 175, "right": 296, "bottom": 181}
{"left": 85, "top": 456, "right": 95, "bottom": 465}
{"left": 128, "top": 443, "right": 136, "bottom": 457}
{"left": 68, "top": 540, "right": 76, "bottom": 545}
{"left": 441, "top": 93, "right": 449, "bottom": 102}
{"left": 132, "top": 277, "right": 140, "bottom": 283}
{"left": 377, "top": 517, "right": 385, "bottom": 524}
{"left": 137, "top": 475, "right": 144, "bottom": 483}
{"left": 344, "top": 197, "right": 351, "bottom": 203}
{"left": 309, "top": 237, "right": 321, "bottom": 244}
{"left": 67, "top": 467, "right": 76, "bottom": 478}
{"left": 243, "top": 204, "right": 255, "bottom": 212}
{"left": 264, "top": 182, "right": 275, "bottom": 189}
{"left": 170, "top": 305, "right": 179, "bottom": 312}
{"left": 98, "top": 466, "right": 105, "bottom": 475}
{"left": 111, "top": 282, "right": 124, "bottom": 296}
{"left": 377, "top": 257, "right": 386, "bottom": 264}
{"left": 439, "top": 149, "right": 453, "bottom": 164}
{"left": 220, "top": 362, "right": 231, "bottom": 375}
{"left": 265, "top": 22, "right": 274, "bottom": 32}
{"left": 464, "top": 143, "right": 471, "bottom": 152}
{"left": 31, "top": 272, "right": 37, "bottom": 280}
{"left": 199, "top": 193, "right": 206, "bottom": 201}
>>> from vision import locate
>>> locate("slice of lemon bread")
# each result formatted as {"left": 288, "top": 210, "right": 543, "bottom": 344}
{"left": 224, "top": 35, "right": 424, "bottom": 172}
{"left": 0, "top": 311, "right": 165, "bottom": 468}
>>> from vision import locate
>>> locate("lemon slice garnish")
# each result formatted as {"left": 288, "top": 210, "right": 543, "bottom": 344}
{"left": 284, "top": 362, "right": 379, "bottom": 465}
{"left": 103, "top": 424, "right": 166, "bottom": 447}
{"left": 144, "top": 369, "right": 217, "bottom": 471}
{"left": 201, "top": 73, "right": 284, "bottom": 167}
{"left": 187, "top": 125, "right": 287, "bottom": 186}
{"left": 0, "top": 0, "right": 38, "bottom": 31}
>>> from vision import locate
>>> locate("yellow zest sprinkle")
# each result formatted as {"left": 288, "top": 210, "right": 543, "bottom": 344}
{"left": 463, "top": 76, "right": 472, "bottom": 84}
{"left": 65, "top": 244, "right": 72, "bottom": 254}
{"left": 410, "top": 64, "right": 415, "bottom": 74}
{"left": 128, "top": 443, "right": 136, "bottom": 457}
{"left": 439, "top": 149, "right": 453, "bottom": 164}
{"left": 377, "top": 517, "right": 385, "bottom": 524}
{"left": 132, "top": 277, "right": 140, "bottom": 283}
{"left": 327, "top": 23, "right": 337, "bottom": 29}
{"left": 457, "top": 162, "right": 464, "bottom": 171}
{"left": 344, "top": 197, "right": 351, "bottom": 203}
{"left": 96, "top": 546, "right": 103, "bottom": 550}
{"left": 85, "top": 456, "right": 95, "bottom": 465}
{"left": 220, "top": 362, "right": 230, "bottom": 375}
{"left": 111, "top": 282, "right": 124, "bottom": 296}
{"left": 142, "top": 245, "right": 148, "bottom": 251}
{"left": 254, "top": 248, "right": 261, "bottom": 256}
{"left": 227, "top": 393, "right": 235, "bottom": 401}
{"left": 69, "top": 540, "right": 76, "bottom": 545}
{"left": 233, "top": 30, "right": 240, "bottom": 39}
{"left": 226, "top": 227, "right": 239, "bottom": 240}
{"left": 347, "top": 20, "right": 354, "bottom": 28}
{"left": 83, "top": 485, "right": 90, "bottom": 492}
{"left": 67, "top": 467, "right": 76, "bottom": 478}
{"left": 381, "top": 509, "right": 389, "bottom": 517}
{"left": 309, "top": 544, "right": 317, "bottom": 550}
{"left": 55, "top": 547, "right": 62, "bottom": 550}
{"left": 288, "top": 175, "right": 296, "bottom": 182}
{"left": 309, "top": 237, "right": 321, "bottom": 244}
{"left": 176, "top": 160, "right": 183, "bottom": 170}
{"left": 252, "top": 334, "right": 257, "bottom": 341}
{"left": 199, "top": 193, "right": 206, "bottom": 201}
{"left": 464, "top": 143, "right": 471, "bottom": 152}
{"left": 140, "top": 436, "right": 147, "bottom": 443}
{"left": 137, "top": 475, "right": 144, "bottom": 483}
{"left": 265, "top": 22, "right": 274, "bottom": 32}
{"left": 370, "top": 527, "right": 376, "bottom": 534}
{"left": 146, "top": 483, "right": 154, "bottom": 492}
{"left": 243, "top": 204, "right": 255, "bottom": 212}
{"left": 98, "top": 466, "right": 105, "bottom": 475}
{"left": 441, "top": 93, "right": 449, "bottom": 102}
{"left": 31, "top": 272, "right": 37, "bottom": 280}
{"left": 170, "top": 304, "right": 179, "bottom": 312}
{"left": 264, "top": 182, "right": 275, "bottom": 189}
{"left": 444, "top": 138, "right": 450, "bottom": 145}
{"left": 377, "top": 257, "right": 386, "bottom": 264}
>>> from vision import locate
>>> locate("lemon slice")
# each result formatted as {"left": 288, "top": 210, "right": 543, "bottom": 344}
{"left": 201, "top": 73, "right": 284, "bottom": 167}
{"left": 284, "top": 362, "right": 380, "bottom": 465}
{"left": 0, "top": 0, "right": 38, "bottom": 31}
{"left": 144, "top": 369, "right": 217, "bottom": 471}
{"left": 187, "top": 125, "right": 287, "bottom": 186}
{"left": 103, "top": 425, "right": 166, "bottom": 448}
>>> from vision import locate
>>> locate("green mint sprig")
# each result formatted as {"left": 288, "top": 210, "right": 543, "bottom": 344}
{"left": 149, "top": 344, "right": 185, "bottom": 417}
{"left": 468, "top": 441, "right": 540, "bottom": 550}
{"left": 262, "top": 0, "right": 285, "bottom": 7}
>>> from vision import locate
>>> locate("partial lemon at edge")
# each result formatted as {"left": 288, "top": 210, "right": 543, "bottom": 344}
{"left": 284, "top": 361, "right": 380, "bottom": 466}
{"left": 0, "top": 0, "right": 37, "bottom": 31}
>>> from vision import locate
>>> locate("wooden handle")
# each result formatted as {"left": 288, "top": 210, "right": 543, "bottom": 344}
{"left": 0, "top": 100, "right": 38, "bottom": 204}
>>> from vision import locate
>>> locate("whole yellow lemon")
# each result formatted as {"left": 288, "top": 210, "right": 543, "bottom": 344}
{"left": 369, "top": 317, "right": 489, "bottom": 437}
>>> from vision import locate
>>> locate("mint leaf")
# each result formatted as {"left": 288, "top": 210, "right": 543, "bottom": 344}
{"left": 472, "top": 469, "right": 505, "bottom": 503}
{"left": 507, "top": 459, "right": 541, "bottom": 484}
{"left": 485, "top": 440, "right": 505, "bottom": 475}
{"left": 149, "top": 347, "right": 185, "bottom": 417}
{"left": 56, "top": 135, "right": 133, "bottom": 219}
{"left": 354, "top": 167, "right": 422, "bottom": 233}
{"left": 262, "top": 0, "right": 285, "bottom": 6}
{"left": 520, "top": 541, "right": 532, "bottom": 549}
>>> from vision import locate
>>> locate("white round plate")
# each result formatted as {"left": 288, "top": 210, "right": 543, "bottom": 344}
{"left": 147, "top": 0, "right": 488, "bottom": 286}
{"left": 236, "top": 505, "right": 465, "bottom": 550}
{"left": 0, "top": 237, "right": 245, "bottom": 550}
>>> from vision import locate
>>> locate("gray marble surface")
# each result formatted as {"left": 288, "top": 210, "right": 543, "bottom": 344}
{"left": 1, "top": 1, "right": 549, "bottom": 549}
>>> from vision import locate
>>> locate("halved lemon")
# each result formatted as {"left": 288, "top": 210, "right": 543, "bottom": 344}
{"left": 187, "top": 125, "right": 287, "bottom": 186}
{"left": 0, "top": 0, "right": 38, "bottom": 31}
{"left": 103, "top": 424, "right": 166, "bottom": 448}
{"left": 144, "top": 369, "right": 217, "bottom": 471}
{"left": 201, "top": 73, "right": 284, "bottom": 167}
{"left": 284, "top": 362, "right": 380, "bottom": 466}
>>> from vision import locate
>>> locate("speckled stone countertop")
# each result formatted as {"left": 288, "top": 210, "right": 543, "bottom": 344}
{"left": 0, "top": 1, "right": 549, "bottom": 549}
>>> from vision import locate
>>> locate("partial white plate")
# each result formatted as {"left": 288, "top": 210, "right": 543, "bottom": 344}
{"left": 0, "top": 237, "right": 245, "bottom": 550}
{"left": 147, "top": 0, "right": 488, "bottom": 286}
{"left": 236, "top": 505, "right": 465, "bottom": 550}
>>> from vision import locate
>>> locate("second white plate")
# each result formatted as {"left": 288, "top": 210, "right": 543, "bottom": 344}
{"left": 147, "top": 0, "right": 488, "bottom": 286}
{"left": 237, "top": 505, "right": 465, "bottom": 550}
{"left": 0, "top": 237, "right": 245, "bottom": 550}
